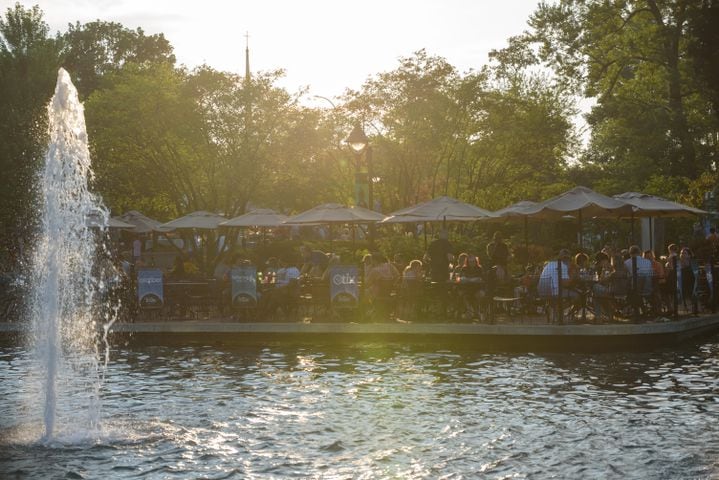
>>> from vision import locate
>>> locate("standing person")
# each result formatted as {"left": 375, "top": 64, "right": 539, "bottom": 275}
{"left": 486, "top": 231, "right": 510, "bottom": 271}
{"left": 679, "top": 247, "right": 697, "bottom": 306}
{"left": 132, "top": 237, "right": 142, "bottom": 265}
{"left": 425, "top": 229, "right": 454, "bottom": 283}
{"left": 707, "top": 227, "right": 719, "bottom": 258}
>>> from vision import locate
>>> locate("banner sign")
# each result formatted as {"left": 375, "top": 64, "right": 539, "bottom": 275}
{"left": 137, "top": 268, "right": 164, "bottom": 308}
{"left": 231, "top": 266, "right": 257, "bottom": 306}
{"left": 330, "top": 266, "right": 359, "bottom": 305}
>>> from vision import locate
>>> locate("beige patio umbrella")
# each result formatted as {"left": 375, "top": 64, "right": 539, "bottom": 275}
{"left": 520, "top": 186, "right": 635, "bottom": 249}
{"left": 486, "top": 201, "right": 540, "bottom": 251}
{"left": 283, "top": 203, "right": 386, "bottom": 224}
{"left": 220, "top": 209, "right": 289, "bottom": 228}
{"left": 614, "top": 192, "right": 707, "bottom": 248}
{"left": 86, "top": 211, "right": 135, "bottom": 229}
{"left": 115, "top": 210, "right": 163, "bottom": 233}
{"left": 158, "top": 210, "right": 227, "bottom": 230}
{"left": 613, "top": 192, "right": 706, "bottom": 217}
{"left": 381, "top": 196, "right": 495, "bottom": 223}
{"left": 522, "top": 186, "right": 634, "bottom": 219}
{"left": 158, "top": 211, "right": 227, "bottom": 272}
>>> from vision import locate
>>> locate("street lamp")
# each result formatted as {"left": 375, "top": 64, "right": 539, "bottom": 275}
{"left": 346, "top": 124, "right": 373, "bottom": 213}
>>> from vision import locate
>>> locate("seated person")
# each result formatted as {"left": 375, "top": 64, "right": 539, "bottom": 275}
{"left": 455, "top": 254, "right": 485, "bottom": 318}
{"left": 300, "top": 245, "right": 328, "bottom": 279}
{"left": 169, "top": 255, "right": 187, "bottom": 279}
{"left": 592, "top": 254, "right": 629, "bottom": 320}
{"left": 452, "top": 253, "right": 469, "bottom": 280}
{"left": 261, "top": 257, "right": 301, "bottom": 316}
{"left": 365, "top": 253, "right": 400, "bottom": 299}
{"left": 573, "top": 252, "right": 592, "bottom": 280}
{"left": 321, "top": 254, "right": 341, "bottom": 282}
{"left": 537, "top": 249, "right": 578, "bottom": 299}
{"left": 392, "top": 253, "right": 407, "bottom": 276}
{"left": 213, "top": 252, "right": 232, "bottom": 281}
{"left": 400, "top": 259, "right": 425, "bottom": 319}
{"left": 402, "top": 259, "right": 425, "bottom": 287}
{"left": 456, "top": 254, "right": 483, "bottom": 282}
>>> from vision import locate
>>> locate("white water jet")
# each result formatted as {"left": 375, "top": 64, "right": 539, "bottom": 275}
{"left": 28, "top": 68, "right": 113, "bottom": 442}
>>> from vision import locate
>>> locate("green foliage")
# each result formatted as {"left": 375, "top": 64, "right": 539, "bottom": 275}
{"left": 519, "top": 0, "right": 719, "bottom": 188}
{"left": 343, "top": 50, "right": 577, "bottom": 213}
{"left": 0, "top": 3, "right": 60, "bottom": 265}
{"left": 60, "top": 20, "right": 175, "bottom": 98}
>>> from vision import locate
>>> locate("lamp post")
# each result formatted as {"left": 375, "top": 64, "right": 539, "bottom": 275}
{"left": 346, "top": 124, "right": 373, "bottom": 211}
{"left": 347, "top": 124, "right": 374, "bottom": 242}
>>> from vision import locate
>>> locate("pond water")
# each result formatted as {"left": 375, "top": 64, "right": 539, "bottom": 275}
{"left": 1, "top": 335, "right": 718, "bottom": 479}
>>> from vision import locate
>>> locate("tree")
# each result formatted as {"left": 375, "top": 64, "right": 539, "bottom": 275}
{"left": 343, "top": 50, "right": 478, "bottom": 211}
{"left": 342, "top": 49, "right": 577, "bottom": 212}
{"left": 86, "top": 63, "right": 209, "bottom": 219}
{"left": 525, "top": 0, "right": 718, "bottom": 188}
{"left": 0, "top": 3, "right": 60, "bottom": 264}
{"left": 60, "top": 20, "right": 175, "bottom": 98}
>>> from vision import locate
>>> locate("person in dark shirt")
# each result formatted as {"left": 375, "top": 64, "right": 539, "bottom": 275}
{"left": 426, "top": 229, "right": 454, "bottom": 282}
{"left": 486, "top": 231, "right": 509, "bottom": 269}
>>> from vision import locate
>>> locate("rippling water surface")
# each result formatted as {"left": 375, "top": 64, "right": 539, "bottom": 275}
{"left": 1, "top": 335, "right": 718, "bottom": 479}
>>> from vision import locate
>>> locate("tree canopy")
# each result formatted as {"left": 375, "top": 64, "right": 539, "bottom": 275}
{"left": 0, "top": 1, "right": 716, "bottom": 266}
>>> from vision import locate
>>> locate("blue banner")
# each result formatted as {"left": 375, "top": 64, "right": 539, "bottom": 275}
{"left": 231, "top": 266, "right": 257, "bottom": 306}
{"left": 330, "top": 266, "right": 359, "bottom": 306}
{"left": 137, "top": 269, "right": 164, "bottom": 308}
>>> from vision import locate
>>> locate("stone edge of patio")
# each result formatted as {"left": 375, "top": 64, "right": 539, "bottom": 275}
{"left": 2, "top": 315, "right": 718, "bottom": 338}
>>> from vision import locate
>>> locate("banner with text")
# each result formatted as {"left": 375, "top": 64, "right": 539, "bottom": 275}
{"left": 231, "top": 266, "right": 257, "bottom": 306}
{"left": 137, "top": 268, "right": 164, "bottom": 308}
{"left": 330, "top": 266, "right": 359, "bottom": 306}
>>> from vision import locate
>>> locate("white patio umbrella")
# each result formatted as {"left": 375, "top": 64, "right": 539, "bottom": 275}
{"left": 613, "top": 192, "right": 706, "bottom": 217}
{"left": 158, "top": 211, "right": 227, "bottom": 272}
{"left": 86, "top": 210, "right": 134, "bottom": 229}
{"left": 158, "top": 210, "right": 226, "bottom": 230}
{"left": 522, "top": 186, "right": 634, "bottom": 219}
{"left": 614, "top": 192, "right": 707, "bottom": 248}
{"left": 486, "top": 201, "right": 540, "bottom": 251}
{"left": 516, "top": 186, "right": 635, "bottom": 249}
{"left": 283, "top": 203, "right": 386, "bottom": 224}
{"left": 220, "top": 209, "right": 289, "bottom": 228}
{"left": 115, "top": 210, "right": 163, "bottom": 233}
{"left": 381, "top": 196, "right": 495, "bottom": 223}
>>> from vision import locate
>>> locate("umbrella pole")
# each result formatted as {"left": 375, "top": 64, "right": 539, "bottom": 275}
{"left": 423, "top": 222, "right": 428, "bottom": 251}
{"left": 578, "top": 210, "right": 583, "bottom": 250}
{"left": 631, "top": 211, "right": 635, "bottom": 245}
{"left": 649, "top": 217, "right": 654, "bottom": 251}
{"left": 524, "top": 216, "right": 529, "bottom": 255}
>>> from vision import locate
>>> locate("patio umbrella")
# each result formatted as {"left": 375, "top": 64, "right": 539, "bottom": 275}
{"left": 86, "top": 211, "right": 134, "bottom": 229}
{"left": 491, "top": 200, "right": 539, "bottom": 219}
{"left": 158, "top": 210, "right": 227, "bottom": 230}
{"left": 115, "top": 210, "right": 163, "bottom": 233}
{"left": 158, "top": 211, "right": 227, "bottom": 272}
{"left": 613, "top": 192, "right": 706, "bottom": 218}
{"left": 614, "top": 192, "right": 707, "bottom": 248}
{"left": 521, "top": 186, "right": 635, "bottom": 249}
{"left": 220, "top": 209, "right": 289, "bottom": 228}
{"left": 381, "top": 196, "right": 495, "bottom": 223}
{"left": 283, "top": 203, "right": 386, "bottom": 225}
{"left": 486, "top": 201, "right": 540, "bottom": 251}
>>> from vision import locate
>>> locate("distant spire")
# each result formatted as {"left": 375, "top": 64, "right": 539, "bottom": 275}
{"left": 244, "top": 31, "right": 250, "bottom": 84}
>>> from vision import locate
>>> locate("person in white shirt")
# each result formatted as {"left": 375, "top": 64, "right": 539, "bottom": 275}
{"left": 538, "top": 249, "right": 577, "bottom": 298}
{"left": 624, "top": 245, "right": 654, "bottom": 276}
{"left": 260, "top": 257, "right": 302, "bottom": 318}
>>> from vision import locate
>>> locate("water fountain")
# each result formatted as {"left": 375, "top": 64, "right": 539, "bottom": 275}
{"left": 28, "top": 68, "right": 114, "bottom": 442}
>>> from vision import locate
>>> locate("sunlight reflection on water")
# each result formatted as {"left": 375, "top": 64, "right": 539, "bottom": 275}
{"left": 1, "top": 336, "right": 718, "bottom": 479}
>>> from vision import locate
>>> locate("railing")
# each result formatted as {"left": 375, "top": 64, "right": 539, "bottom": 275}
{"left": 130, "top": 262, "right": 719, "bottom": 324}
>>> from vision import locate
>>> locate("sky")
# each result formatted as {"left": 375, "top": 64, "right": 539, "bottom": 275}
{"left": 2, "top": 0, "right": 542, "bottom": 103}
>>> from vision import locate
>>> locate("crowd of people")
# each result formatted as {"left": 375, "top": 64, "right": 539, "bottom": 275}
{"left": 120, "top": 226, "right": 719, "bottom": 323}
